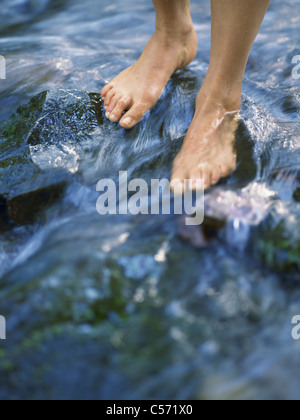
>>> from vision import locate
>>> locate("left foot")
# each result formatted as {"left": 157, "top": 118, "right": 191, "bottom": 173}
{"left": 101, "top": 23, "right": 197, "bottom": 129}
{"left": 171, "top": 91, "right": 240, "bottom": 191}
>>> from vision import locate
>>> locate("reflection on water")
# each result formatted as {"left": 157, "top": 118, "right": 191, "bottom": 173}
{"left": 1, "top": 0, "right": 300, "bottom": 400}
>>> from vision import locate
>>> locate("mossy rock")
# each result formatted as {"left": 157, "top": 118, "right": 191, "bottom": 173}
{"left": 255, "top": 216, "right": 300, "bottom": 276}
{"left": 0, "top": 89, "right": 103, "bottom": 226}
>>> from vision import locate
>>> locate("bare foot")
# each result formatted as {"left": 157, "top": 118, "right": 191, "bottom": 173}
{"left": 101, "top": 26, "right": 197, "bottom": 129}
{"left": 171, "top": 92, "right": 240, "bottom": 191}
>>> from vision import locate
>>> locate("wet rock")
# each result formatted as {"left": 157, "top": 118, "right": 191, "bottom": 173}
{"left": 293, "top": 187, "right": 300, "bottom": 202}
{"left": 27, "top": 90, "right": 103, "bottom": 147}
{"left": 0, "top": 89, "right": 103, "bottom": 226}
{"left": 178, "top": 216, "right": 210, "bottom": 248}
{"left": 0, "top": 196, "right": 11, "bottom": 233}
{"left": 27, "top": 89, "right": 103, "bottom": 173}
{"left": 7, "top": 171, "right": 67, "bottom": 225}
{"left": 254, "top": 211, "right": 300, "bottom": 277}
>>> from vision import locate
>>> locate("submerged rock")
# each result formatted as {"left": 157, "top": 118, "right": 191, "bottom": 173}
{"left": 7, "top": 171, "right": 67, "bottom": 225}
{"left": 293, "top": 187, "right": 300, "bottom": 202}
{"left": 0, "top": 89, "right": 103, "bottom": 226}
{"left": 254, "top": 210, "right": 300, "bottom": 277}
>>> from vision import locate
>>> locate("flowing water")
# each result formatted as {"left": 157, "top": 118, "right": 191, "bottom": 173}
{"left": 0, "top": 0, "right": 300, "bottom": 400}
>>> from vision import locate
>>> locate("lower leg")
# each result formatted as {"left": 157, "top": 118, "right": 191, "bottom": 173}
{"left": 171, "top": 0, "right": 270, "bottom": 190}
{"left": 101, "top": 0, "right": 197, "bottom": 129}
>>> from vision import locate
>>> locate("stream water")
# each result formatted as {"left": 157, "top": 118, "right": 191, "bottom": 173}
{"left": 1, "top": 0, "right": 300, "bottom": 400}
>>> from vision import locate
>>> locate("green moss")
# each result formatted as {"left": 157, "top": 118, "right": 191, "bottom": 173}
{"left": 0, "top": 91, "right": 47, "bottom": 152}
{"left": 0, "top": 89, "right": 103, "bottom": 226}
{"left": 256, "top": 221, "right": 300, "bottom": 274}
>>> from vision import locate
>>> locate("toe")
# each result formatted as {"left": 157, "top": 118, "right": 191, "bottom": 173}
{"left": 219, "top": 163, "right": 234, "bottom": 179}
{"left": 170, "top": 167, "right": 186, "bottom": 195}
{"left": 106, "top": 95, "right": 121, "bottom": 113}
{"left": 170, "top": 179, "right": 185, "bottom": 195}
{"left": 119, "top": 101, "right": 150, "bottom": 129}
{"left": 198, "top": 164, "right": 212, "bottom": 190}
{"left": 104, "top": 89, "right": 116, "bottom": 109}
{"left": 106, "top": 97, "right": 120, "bottom": 122}
{"left": 101, "top": 83, "right": 113, "bottom": 99}
{"left": 211, "top": 167, "right": 222, "bottom": 185}
{"left": 219, "top": 164, "right": 227, "bottom": 177}
{"left": 109, "top": 96, "right": 132, "bottom": 123}
{"left": 188, "top": 172, "right": 204, "bottom": 191}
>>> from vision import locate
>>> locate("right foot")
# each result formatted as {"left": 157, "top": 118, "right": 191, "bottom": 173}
{"left": 101, "top": 25, "right": 197, "bottom": 129}
{"left": 171, "top": 92, "right": 240, "bottom": 191}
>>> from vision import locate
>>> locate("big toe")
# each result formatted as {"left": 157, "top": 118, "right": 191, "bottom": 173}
{"left": 119, "top": 101, "right": 150, "bottom": 129}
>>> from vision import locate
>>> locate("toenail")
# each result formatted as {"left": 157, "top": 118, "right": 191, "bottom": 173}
{"left": 110, "top": 114, "right": 117, "bottom": 121}
{"left": 122, "top": 117, "right": 133, "bottom": 127}
{"left": 105, "top": 112, "right": 110, "bottom": 119}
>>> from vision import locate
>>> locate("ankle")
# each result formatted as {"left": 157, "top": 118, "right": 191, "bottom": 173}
{"left": 197, "top": 81, "right": 241, "bottom": 114}
{"left": 200, "top": 70, "right": 242, "bottom": 112}
{"left": 155, "top": 18, "right": 195, "bottom": 41}
{"left": 152, "top": 20, "right": 197, "bottom": 69}
{"left": 195, "top": 93, "right": 241, "bottom": 120}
